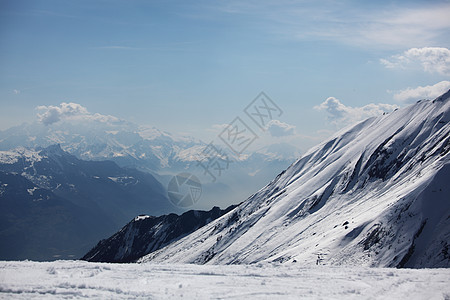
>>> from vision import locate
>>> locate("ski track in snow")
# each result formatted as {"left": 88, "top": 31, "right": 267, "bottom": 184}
{"left": 0, "top": 260, "right": 449, "bottom": 299}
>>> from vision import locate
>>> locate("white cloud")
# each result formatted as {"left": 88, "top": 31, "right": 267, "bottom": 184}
{"left": 314, "top": 97, "right": 399, "bottom": 126}
{"left": 13, "top": 89, "right": 20, "bottom": 95}
{"left": 392, "top": 81, "right": 450, "bottom": 102}
{"left": 36, "top": 102, "right": 120, "bottom": 125}
{"left": 380, "top": 47, "right": 450, "bottom": 75}
{"left": 266, "top": 120, "right": 296, "bottom": 137}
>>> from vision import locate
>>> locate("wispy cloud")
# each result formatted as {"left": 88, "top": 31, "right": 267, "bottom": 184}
{"left": 36, "top": 102, "right": 121, "bottom": 125}
{"left": 351, "top": 5, "right": 450, "bottom": 49}
{"left": 32, "top": 10, "right": 77, "bottom": 19}
{"left": 391, "top": 81, "right": 450, "bottom": 103}
{"left": 314, "top": 97, "right": 399, "bottom": 126}
{"left": 92, "top": 42, "right": 196, "bottom": 52}
{"left": 380, "top": 47, "right": 450, "bottom": 75}
{"left": 93, "top": 46, "right": 142, "bottom": 50}
{"left": 208, "top": 1, "right": 450, "bottom": 49}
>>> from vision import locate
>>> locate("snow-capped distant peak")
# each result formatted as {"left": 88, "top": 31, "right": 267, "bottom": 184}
{"left": 0, "top": 147, "right": 43, "bottom": 164}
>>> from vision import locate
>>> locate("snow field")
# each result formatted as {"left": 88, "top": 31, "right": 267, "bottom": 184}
{"left": 1, "top": 260, "right": 449, "bottom": 299}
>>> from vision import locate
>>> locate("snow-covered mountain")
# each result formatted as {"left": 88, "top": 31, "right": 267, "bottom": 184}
{"left": 140, "top": 91, "right": 450, "bottom": 268}
{"left": 0, "top": 145, "right": 176, "bottom": 260}
{"left": 82, "top": 205, "right": 237, "bottom": 263}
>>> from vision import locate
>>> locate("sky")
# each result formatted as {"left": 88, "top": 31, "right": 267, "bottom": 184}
{"left": 1, "top": 0, "right": 450, "bottom": 152}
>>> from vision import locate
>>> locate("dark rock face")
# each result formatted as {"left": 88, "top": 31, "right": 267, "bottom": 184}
{"left": 82, "top": 205, "right": 238, "bottom": 263}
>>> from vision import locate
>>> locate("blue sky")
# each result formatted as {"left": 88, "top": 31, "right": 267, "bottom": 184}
{"left": 1, "top": 0, "right": 449, "bottom": 151}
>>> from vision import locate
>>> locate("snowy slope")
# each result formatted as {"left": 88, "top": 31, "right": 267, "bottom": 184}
{"left": 140, "top": 91, "right": 450, "bottom": 267}
{"left": 1, "top": 260, "right": 449, "bottom": 299}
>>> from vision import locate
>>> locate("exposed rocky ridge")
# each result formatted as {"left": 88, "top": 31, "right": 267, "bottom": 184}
{"left": 82, "top": 205, "right": 238, "bottom": 263}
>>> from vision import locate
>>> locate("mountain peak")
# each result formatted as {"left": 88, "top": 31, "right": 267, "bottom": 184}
{"left": 40, "top": 144, "right": 65, "bottom": 156}
{"left": 434, "top": 88, "right": 450, "bottom": 103}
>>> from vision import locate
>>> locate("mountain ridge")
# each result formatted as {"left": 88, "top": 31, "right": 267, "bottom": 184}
{"left": 82, "top": 204, "right": 238, "bottom": 263}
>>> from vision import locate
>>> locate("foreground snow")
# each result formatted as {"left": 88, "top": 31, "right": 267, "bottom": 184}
{"left": 1, "top": 261, "right": 449, "bottom": 299}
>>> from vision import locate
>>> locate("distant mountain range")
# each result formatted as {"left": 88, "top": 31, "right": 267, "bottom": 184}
{"left": 0, "top": 120, "right": 205, "bottom": 172}
{"left": 0, "top": 120, "right": 300, "bottom": 172}
{"left": 0, "top": 119, "right": 300, "bottom": 210}
{"left": 137, "top": 91, "right": 450, "bottom": 268}
{"left": 0, "top": 145, "right": 176, "bottom": 260}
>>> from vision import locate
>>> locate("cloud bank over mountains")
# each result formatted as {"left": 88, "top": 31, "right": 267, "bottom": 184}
{"left": 392, "top": 81, "right": 450, "bottom": 103}
{"left": 36, "top": 103, "right": 122, "bottom": 125}
{"left": 314, "top": 97, "right": 399, "bottom": 126}
{"left": 266, "top": 120, "right": 296, "bottom": 137}
{"left": 380, "top": 47, "right": 450, "bottom": 103}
